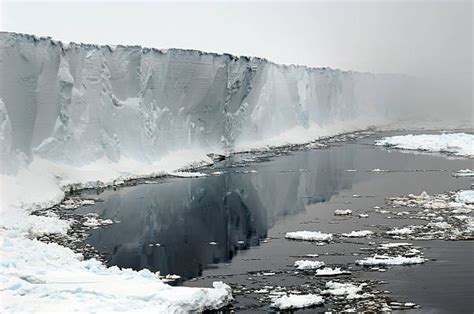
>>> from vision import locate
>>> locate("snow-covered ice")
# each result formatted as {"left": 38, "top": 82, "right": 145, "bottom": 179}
{"left": 356, "top": 255, "right": 426, "bottom": 266}
{"left": 271, "top": 294, "right": 324, "bottom": 310}
{"left": 294, "top": 260, "right": 325, "bottom": 270}
{"left": 285, "top": 231, "right": 333, "bottom": 242}
{"left": 315, "top": 267, "right": 350, "bottom": 276}
{"left": 342, "top": 230, "right": 374, "bottom": 238}
{"left": 334, "top": 209, "right": 352, "bottom": 215}
{"left": 0, "top": 235, "right": 233, "bottom": 312}
{"left": 386, "top": 227, "right": 415, "bottom": 235}
{"left": 375, "top": 133, "right": 474, "bottom": 157}
{"left": 377, "top": 243, "right": 413, "bottom": 249}
{"left": 83, "top": 216, "right": 113, "bottom": 227}
{"left": 322, "top": 282, "right": 372, "bottom": 299}
{"left": 385, "top": 190, "right": 474, "bottom": 240}
{"left": 456, "top": 190, "right": 474, "bottom": 205}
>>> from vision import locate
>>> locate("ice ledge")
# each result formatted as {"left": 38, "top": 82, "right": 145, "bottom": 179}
{"left": 1, "top": 31, "right": 406, "bottom": 76}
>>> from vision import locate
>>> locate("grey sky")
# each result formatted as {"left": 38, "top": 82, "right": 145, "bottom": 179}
{"left": 1, "top": 0, "right": 472, "bottom": 79}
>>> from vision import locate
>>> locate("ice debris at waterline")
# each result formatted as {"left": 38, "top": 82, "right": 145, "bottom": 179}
{"left": 0, "top": 236, "right": 233, "bottom": 312}
{"left": 285, "top": 231, "right": 333, "bottom": 241}
{"left": 383, "top": 190, "right": 474, "bottom": 240}
{"left": 375, "top": 133, "right": 474, "bottom": 157}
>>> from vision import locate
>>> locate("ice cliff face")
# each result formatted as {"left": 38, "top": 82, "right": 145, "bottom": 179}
{"left": 0, "top": 32, "right": 410, "bottom": 171}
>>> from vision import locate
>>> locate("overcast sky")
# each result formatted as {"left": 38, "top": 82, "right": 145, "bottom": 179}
{"left": 1, "top": 0, "right": 472, "bottom": 79}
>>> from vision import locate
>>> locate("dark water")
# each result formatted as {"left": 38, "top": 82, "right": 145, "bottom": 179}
{"left": 76, "top": 132, "right": 474, "bottom": 312}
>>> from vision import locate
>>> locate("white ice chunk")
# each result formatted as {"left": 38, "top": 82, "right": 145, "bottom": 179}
{"left": 375, "top": 133, "right": 474, "bottom": 157}
{"left": 334, "top": 209, "right": 352, "bottom": 216}
{"left": 315, "top": 267, "right": 350, "bottom": 276}
{"left": 285, "top": 231, "right": 333, "bottom": 242}
{"left": 356, "top": 255, "right": 426, "bottom": 266}
{"left": 456, "top": 190, "right": 474, "bottom": 205}
{"left": 271, "top": 294, "right": 324, "bottom": 310}
{"left": 452, "top": 169, "right": 474, "bottom": 177}
{"left": 322, "top": 282, "right": 372, "bottom": 299}
{"left": 341, "top": 230, "right": 374, "bottom": 238}
{"left": 294, "top": 260, "right": 325, "bottom": 270}
{"left": 386, "top": 227, "right": 415, "bottom": 235}
{"left": 377, "top": 243, "right": 413, "bottom": 249}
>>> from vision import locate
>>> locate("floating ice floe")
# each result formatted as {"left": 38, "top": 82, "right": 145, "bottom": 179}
{"left": 456, "top": 190, "right": 474, "bottom": 205}
{"left": 386, "top": 227, "right": 415, "bottom": 235}
{"left": 375, "top": 133, "right": 474, "bottom": 157}
{"left": 315, "top": 267, "right": 350, "bottom": 276}
{"left": 356, "top": 255, "right": 426, "bottom": 266}
{"left": 334, "top": 209, "right": 352, "bottom": 216}
{"left": 342, "top": 230, "right": 374, "bottom": 238}
{"left": 370, "top": 168, "right": 387, "bottom": 172}
{"left": 452, "top": 169, "right": 474, "bottom": 177}
{"left": 271, "top": 294, "right": 324, "bottom": 310}
{"left": 160, "top": 274, "right": 181, "bottom": 282}
{"left": 426, "top": 221, "right": 451, "bottom": 229}
{"left": 60, "top": 198, "right": 96, "bottom": 210}
{"left": 83, "top": 216, "right": 113, "bottom": 227}
{"left": 358, "top": 214, "right": 369, "bottom": 218}
{"left": 285, "top": 231, "right": 333, "bottom": 242}
{"left": 170, "top": 171, "right": 207, "bottom": 178}
{"left": 377, "top": 243, "right": 413, "bottom": 249}
{"left": 322, "top": 282, "right": 372, "bottom": 299}
{"left": 294, "top": 260, "right": 325, "bottom": 270}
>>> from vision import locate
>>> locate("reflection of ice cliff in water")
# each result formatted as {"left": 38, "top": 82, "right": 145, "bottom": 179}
{"left": 80, "top": 147, "right": 357, "bottom": 278}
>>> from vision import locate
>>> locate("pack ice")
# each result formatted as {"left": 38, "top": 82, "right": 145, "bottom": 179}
{"left": 0, "top": 32, "right": 417, "bottom": 311}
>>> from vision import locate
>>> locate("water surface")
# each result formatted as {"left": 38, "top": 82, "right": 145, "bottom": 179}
{"left": 76, "top": 131, "right": 474, "bottom": 312}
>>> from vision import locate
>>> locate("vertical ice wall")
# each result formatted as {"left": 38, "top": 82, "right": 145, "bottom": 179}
{"left": 0, "top": 32, "right": 410, "bottom": 172}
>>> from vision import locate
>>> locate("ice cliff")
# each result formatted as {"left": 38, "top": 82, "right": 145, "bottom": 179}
{"left": 1, "top": 32, "right": 412, "bottom": 173}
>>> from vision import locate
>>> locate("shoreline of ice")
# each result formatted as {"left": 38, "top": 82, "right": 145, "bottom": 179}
{"left": 375, "top": 133, "right": 474, "bottom": 157}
